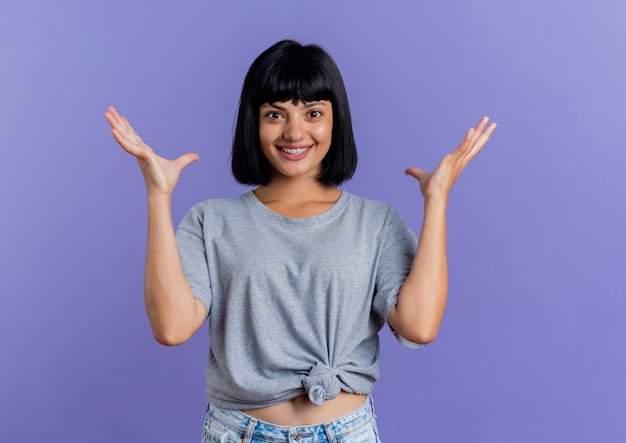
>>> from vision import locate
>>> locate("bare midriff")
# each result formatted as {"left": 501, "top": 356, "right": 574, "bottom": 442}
{"left": 242, "top": 392, "right": 367, "bottom": 426}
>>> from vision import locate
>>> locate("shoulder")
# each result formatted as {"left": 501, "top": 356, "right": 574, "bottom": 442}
{"left": 342, "top": 191, "right": 403, "bottom": 222}
{"left": 342, "top": 192, "right": 415, "bottom": 245}
{"left": 187, "top": 192, "right": 254, "bottom": 216}
{"left": 177, "top": 192, "right": 253, "bottom": 232}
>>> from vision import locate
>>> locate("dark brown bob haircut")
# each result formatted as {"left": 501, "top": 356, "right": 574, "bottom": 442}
{"left": 231, "top": 40, "right": 357, "bottom": 186}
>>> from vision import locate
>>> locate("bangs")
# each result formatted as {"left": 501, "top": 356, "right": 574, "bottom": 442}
{"left": 253, "top": 54, "right": 334, "bottom": 107}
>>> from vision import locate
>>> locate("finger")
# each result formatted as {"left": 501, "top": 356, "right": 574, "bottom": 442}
{"left": 105, "top": 105, "right": 119, "bottom": 121}
{"left": 405, "top": 166, "right": 426, "bottom": 180}
{"left": 105, "top": 107, "right": 130, "bottom": 135}
{"left": 107, "top": 105, "right": 119, "bottom": 116}
{"left": 465, "top": 116, "right": 488, "bottom": 147}
{"left": 479, "top": 121, "right": 497, "bottom": 143}
{"left": 106, "top": 108, "right": 147, "bottom": 148}
{"left": 458, "top": 121, "right": 497, "bottom": 167}
{"left": 105, "top": 106, "right": 126, "bottom": 128}
{"left": 468, "top": 121, "right": 497, "bottom": 156}
{"left": 110, "top": 128, "right": 146, "bottom": 157}
{"left": 474, "top": 116, "right": 490, "bottom": 132}
{"left": 120, "top": 116, "right": 135, "bottom": 133}
{"left": 104, "top": 107, "right": 120, "bottom": 128}
{"left": 105, "top": 106, "right": 135, "bottom": 137}
{"left": 174, "top": 153, "right": 200, "bottom": 171}
{"left": 464, "top": 117, "right": 496, "bottom": 156}
{"left": 449, "top": 127, "right": 475, "bottom": 160}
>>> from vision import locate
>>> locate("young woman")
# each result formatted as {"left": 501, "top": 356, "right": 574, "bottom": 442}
{"left": 105, "top": 40, "right": 496, "bottom": 443}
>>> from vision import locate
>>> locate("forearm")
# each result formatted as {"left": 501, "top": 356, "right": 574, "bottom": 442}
{"left": 144, "top": 193, "right": 204, "bottom": 345}
{"left": 390, "top": 196, "right": 448, "bottom": 344}
{"left": 393, "top": 116, "right": 496, "bottom": 344}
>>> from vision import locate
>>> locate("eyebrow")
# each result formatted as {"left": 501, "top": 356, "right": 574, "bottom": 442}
{"left": 262, "top": 101, "right": 328, "bottom": 111}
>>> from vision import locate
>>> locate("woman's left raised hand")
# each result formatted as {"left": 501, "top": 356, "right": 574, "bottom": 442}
{"left": 405, "top": 116, "right": 497, "bottom": 200}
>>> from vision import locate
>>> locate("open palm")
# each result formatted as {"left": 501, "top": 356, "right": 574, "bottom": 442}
{"left": 405, "top": 116, "right": 497, "bottom": 199}
{"left": 104, "top": 106, "right": 198, "bottom": 196}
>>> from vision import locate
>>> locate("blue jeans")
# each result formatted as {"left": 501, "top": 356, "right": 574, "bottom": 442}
{"left": 201, "top": 395, "right": 382, "bottom": 443}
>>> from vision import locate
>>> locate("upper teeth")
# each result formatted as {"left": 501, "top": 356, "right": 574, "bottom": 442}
{"left": 281, "top": 147, "right": 308, "bottom": 155}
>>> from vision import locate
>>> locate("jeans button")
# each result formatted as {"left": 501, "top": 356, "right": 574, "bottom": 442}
{"left": 293, "top": 430, "right": 302, "bottom": 441}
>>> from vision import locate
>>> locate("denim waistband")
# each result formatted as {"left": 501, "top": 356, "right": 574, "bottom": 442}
{"left": 207, "top": 395, "right": 376, "bottom": 443}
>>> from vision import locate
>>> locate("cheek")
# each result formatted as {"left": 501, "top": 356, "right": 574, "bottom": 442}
{"left": 258, "top": 124, "right": 278, "bottom": 147}
{"left": 313, "top": 122, "right": 333, "bottom": 144}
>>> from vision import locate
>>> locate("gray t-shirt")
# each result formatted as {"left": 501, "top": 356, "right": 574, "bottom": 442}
{"left": 176, "top": 190, "right": 420, "bottom": 410}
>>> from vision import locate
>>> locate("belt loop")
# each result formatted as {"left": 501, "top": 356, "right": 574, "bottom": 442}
{"left": 368, "top": 395, "right": 377, "bottom": 419}
{"left": 323, "top": 422, "right": 337, "bottom": 443}
{"left": 243, "top": 417, "right": 257, "bottom": 443}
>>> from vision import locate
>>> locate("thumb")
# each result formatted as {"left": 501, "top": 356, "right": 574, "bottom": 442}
{"left": 405, "top": 166, "right": 426, "bottom": 181}
{"left": 174, "top": 152, "right": 200, "bottom": 171}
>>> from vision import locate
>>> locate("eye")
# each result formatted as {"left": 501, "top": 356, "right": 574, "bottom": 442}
{"left": 265, "top": 111, "right": 283, "bottom": 120}
{"left": 308, "top": 110, "right": 322, "bottom": 118}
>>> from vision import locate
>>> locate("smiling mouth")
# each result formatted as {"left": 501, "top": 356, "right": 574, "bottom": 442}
{"left": 279, "top": 146, "right": 312, "bottom": 155}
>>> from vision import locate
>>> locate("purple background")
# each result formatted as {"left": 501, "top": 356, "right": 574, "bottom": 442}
{"left": 1, "top": 1, "right": 625, "bottom": 441}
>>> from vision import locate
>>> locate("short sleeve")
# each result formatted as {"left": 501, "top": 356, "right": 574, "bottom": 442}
{"left": 371, "top": 208, "right": 424, "bottom": 349}
{"left": 176, "top": 207, "right": 212, "bottom": 317}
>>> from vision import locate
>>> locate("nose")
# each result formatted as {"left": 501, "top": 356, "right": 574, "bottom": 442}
{"left": 283, "top": 116, "right": 304, "bottom": 141}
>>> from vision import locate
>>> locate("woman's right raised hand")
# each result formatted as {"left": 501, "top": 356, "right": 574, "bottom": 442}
{"left": 104, "top": 106, "right": 199, "bottom": 196}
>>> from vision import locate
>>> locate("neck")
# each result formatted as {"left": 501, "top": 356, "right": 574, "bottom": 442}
{"left": 252, "top": 176, "right": 342, "bottom": 218}
{"left": 254, "top": 175, "right": 339, "bottom": 204}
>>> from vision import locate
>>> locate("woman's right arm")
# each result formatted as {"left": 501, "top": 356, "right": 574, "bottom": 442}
{"left": 104, "top": 106, "right": 206, "bottom": 345}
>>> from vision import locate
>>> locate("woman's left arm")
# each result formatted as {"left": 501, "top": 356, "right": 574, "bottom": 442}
{"left": 388, "top": 116, "right": 497, "bottom": 345}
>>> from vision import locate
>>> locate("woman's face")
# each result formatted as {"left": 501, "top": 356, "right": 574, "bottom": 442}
{"left": 258, "top": 100, "right": 333, "bottom": 182}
